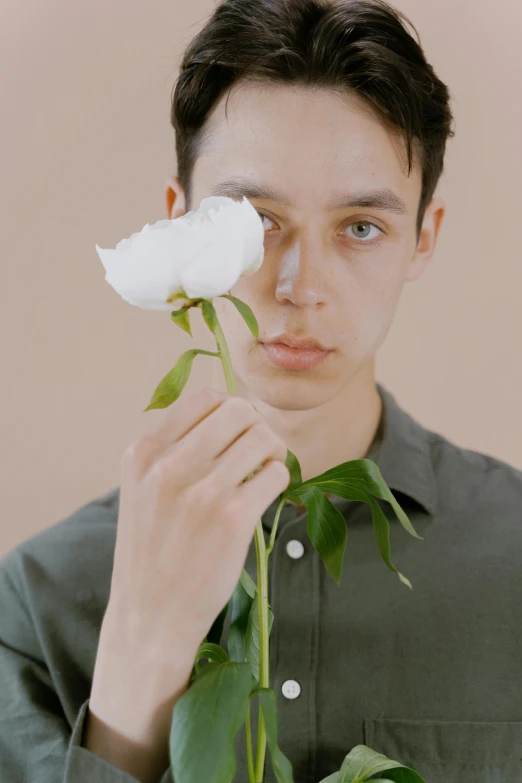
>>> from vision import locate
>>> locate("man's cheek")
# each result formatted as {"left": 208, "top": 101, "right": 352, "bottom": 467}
{"left": 354, "top": 293, "right": 398, "bottom": 350}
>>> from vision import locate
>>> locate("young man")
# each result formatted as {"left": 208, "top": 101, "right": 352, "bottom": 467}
{"left": 1, "top": 1, "right": 521, "bottom": 782}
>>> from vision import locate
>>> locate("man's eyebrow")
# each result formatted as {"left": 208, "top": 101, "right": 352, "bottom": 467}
{"left": 209, "top": 178, "right": 408, "bottom": 215}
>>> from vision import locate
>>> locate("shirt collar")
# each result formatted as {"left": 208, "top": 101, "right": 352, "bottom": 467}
{"left": 372, "top": 382, "right": 438, "bottom": 516}
{"left": 261, "top": 382, "right": 437, "bottom": 534}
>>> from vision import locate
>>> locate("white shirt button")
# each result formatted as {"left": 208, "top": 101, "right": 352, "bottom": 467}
{"left": 286, "top": 539, "right": 305, "bottom": 559}
{"left": 281, "top": 679, "right": 301, "bottom": 699}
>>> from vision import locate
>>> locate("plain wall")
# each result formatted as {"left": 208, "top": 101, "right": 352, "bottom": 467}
{"left": 1, "top": 0, "right": 521, "bottom": 557}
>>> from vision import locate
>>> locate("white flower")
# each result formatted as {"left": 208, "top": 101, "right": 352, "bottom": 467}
{"left": 95, "top": 196, "right": 264, "bottom": 310}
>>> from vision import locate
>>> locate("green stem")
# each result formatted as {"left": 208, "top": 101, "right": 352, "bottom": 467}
{"left": 211, "top": 306, "right": 269, "bottom": 782}
{"left": 254, "top": 523, "right": 269, "bottom": 782}
{"left": 266, "top": 498, "right": 287, "bottom": 558}
{"left": 213, "top": 316, "right": 237, "bottom": 394}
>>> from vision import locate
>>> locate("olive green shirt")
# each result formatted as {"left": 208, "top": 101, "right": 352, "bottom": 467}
{"left": 1, "top": 383, "right": 522, "bottom": 783}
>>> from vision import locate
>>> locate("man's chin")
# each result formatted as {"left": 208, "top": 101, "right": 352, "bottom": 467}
{"left": 237, "top": 368, "right": 342, "bottom": 412}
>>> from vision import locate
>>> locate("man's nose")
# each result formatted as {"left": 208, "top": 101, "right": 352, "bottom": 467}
{"left": 274, "top": 238, "right": 328, "bottom": 307}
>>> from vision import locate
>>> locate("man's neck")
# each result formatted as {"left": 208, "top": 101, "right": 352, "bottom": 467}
{"left": 211, "top": 362, "right": 383, "bottom": 485}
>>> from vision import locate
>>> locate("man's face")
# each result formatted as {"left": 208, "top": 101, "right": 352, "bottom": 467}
{"left": 178, "top": 82, "right": 442, "bottom": 411}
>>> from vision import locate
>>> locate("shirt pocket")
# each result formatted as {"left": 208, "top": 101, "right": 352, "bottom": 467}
{"left": 363, "top": 717, "right": 522, "bottom": 783}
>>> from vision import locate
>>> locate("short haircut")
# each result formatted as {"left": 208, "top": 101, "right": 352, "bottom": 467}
{"left": 170, "top": 0, "right": 455, "bottom": 237}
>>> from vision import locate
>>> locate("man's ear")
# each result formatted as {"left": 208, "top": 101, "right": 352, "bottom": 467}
{"left": 405, "top": 196, "right": 446, "bottom": 282}
{"left": 165, "top": 175, "right": 186, "bottom": 219}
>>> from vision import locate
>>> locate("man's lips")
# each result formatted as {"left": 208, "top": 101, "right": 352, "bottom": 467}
{"left": 263, "top": 333, "right": 331, "bottom": 351}
{"left": 260, "top": 341, "right": 332, "bottom": 370}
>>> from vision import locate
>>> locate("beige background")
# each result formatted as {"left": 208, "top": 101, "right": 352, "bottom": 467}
{"left": 1, "top": 0, "right": 521, "bottom": 558}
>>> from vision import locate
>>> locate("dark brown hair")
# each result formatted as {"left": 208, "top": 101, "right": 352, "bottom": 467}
{"left": 170, "top": 0, "right": 455, "bottom": 236}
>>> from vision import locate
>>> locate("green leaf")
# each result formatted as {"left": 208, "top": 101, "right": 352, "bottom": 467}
{"left": 367, "top": 496, "right": 412, "bottom": 589}
{"left": 316, "top": 746, "right": 428, "bottom": 783}
{"left": 282, "top": 458, "right": 421, "bottom": 588}
{"left": 190, "top": 640, "right": 230, "bottom": 684}
{"left": 228, "top": 575, "right": 254, "bottom": 663}
{"left": 220, "top": 294, "right": 259, "bottom": 341}
{"left": 143, "top": 348, "right": 219, "bottom": 411}
{"left": 195, "top": 641, "right": 229, "bottom": 666}
{"left": 170, "top": 305, "right": 193, "bottom": 336}
{"left": 339, "top": 745, "right": 402, "bottom": 780}
{"left": 257, "top": 687, "right": 294, "bottom": 783}
{"left": 296, "top": 459, "right": 421, "bottom": 541}
{"left": 334, "top": 745, "right": 426, "bottom": 783}
{"left": 170, "top": 661, "right": 254, "bottom": 783}
{"left": 374, "top": 482, "right": 421, "bottom": 541}
{"left": 239, "top": 567, "right": 257, "bottom": 600}
{"left": 355, "top": 461, "right": 421, "bottom": 540}
{"left": 207, "top": 601, "right": 230, "bottom": 648}
{"left": 285, "top": 459, "right": 378, "bottom": 503}
{"left": 229, "top": 569, "right": 275, "bottom": 679}
{"left": 284, "top": 448, "right": 302, "bottom": 493}
{"left": 369, "top": 771, "right": 426, "bottom": 783}
{"left": 190, "top": 603, "right": 230, "bottom": 683}
{"left": 199, "top": 299, "right": 219, "bottom": 335}
{"left": 285, "top": 485, "right": 347, "bottom": 585}
{"left": 244, "top": 593, "right": 274, "bottom": 682}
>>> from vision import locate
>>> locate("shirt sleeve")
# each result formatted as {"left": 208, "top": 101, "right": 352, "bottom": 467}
{"left": 64, "top": 697, "right": 174, "bottom": 783}
{"left": 0, "top": 556, "right": 175, "bottom": 783}
{"left": 0, "top": 636, "right": 174, "bottom": 782}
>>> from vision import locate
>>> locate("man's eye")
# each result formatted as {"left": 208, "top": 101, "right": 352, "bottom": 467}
{"left": 345, "top": 221, "right": 382, "bottom": 241}
{"left": 256, "top": 212, "right": 276, "bottom": 231}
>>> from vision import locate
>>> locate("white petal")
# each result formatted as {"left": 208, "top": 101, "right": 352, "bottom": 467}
{"left": 196, "top": 196, "right": 265, "bottom": 279}
{"left": 96, "top": 194, "right": 265, "bottom": 312}
{"left": 96, "top": 217, "right": 209, "bottom": 310}
{"left": 236, "top": 197, "right": 265, "bottom": 276}
{"left": 180, "top": 229, "right": 245, "bottom": 299}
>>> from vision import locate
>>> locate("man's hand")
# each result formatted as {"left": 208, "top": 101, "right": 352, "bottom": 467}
{"left": 83, "top": 387, "right": 290, "bottom": 783}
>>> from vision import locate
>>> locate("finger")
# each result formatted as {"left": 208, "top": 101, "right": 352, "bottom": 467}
{"left": 145, "top": 396, "right": 266, "bottom": 489}
{"left": 124, "top": 388, "right": 229, "bottom": 479}
{"left": 212, "top": 421, "right": 288, "bottom": 488}
{"left": 233, "top": 459, "right": 291, "bottom": 522}
{"left": 178, "top": 395, "right": 262, "bottom": 462}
